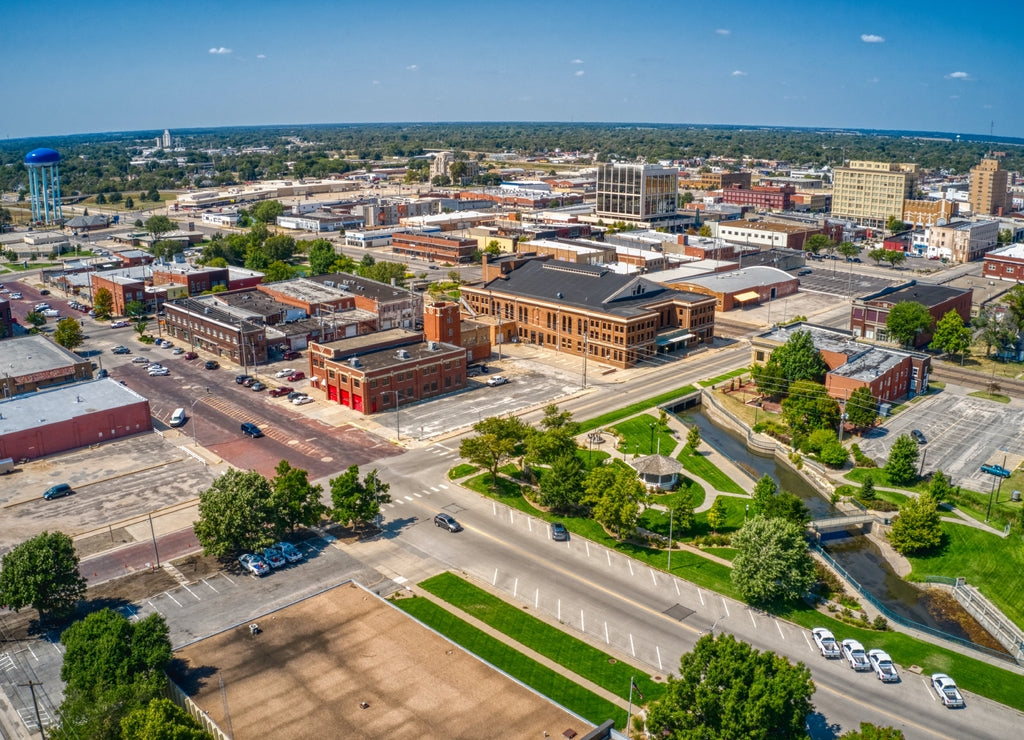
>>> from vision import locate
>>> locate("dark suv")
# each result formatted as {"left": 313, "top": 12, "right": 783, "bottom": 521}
{"left": 240, "top": 422, "right": 263, "bottom": 438}
{"left": 43, "top": 483, "right": 74, "bottom": 500}
{"left": 433, "top": 513, "right": 462, "bottom": 532}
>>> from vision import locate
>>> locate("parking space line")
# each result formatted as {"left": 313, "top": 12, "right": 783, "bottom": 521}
{"left": 606, "top": 550, "right": 611, "bottom": 567}
{"left": 438, "top": 484, "right": 449, "bottom": 489}
{"left": 629, "top": 633, "right": 636, "bottom": 657}
{"left": 528, "top": 518, "right": 532, "bottom": 533}
{"left": 923, "top": 678, "right": 937, "bottom": 701}
{"left": 721, "top": 597, "right": 730, "bottom": 617}
{"left": 673, "top": 579, "right": 680, "bottom": 596}
{"left": 513, "top": 578, "right": 519, "bottom": 599}
{"left": 404, "top": 495, "right": 413, "bottom": 501}
{"left": 535, "top": 588, "right": 539, "bottom": 609}
{"left": 509, "top": 509, "right": 514, "bottom": 524}
{"left": 413, "top": 492, "right": 422, "bottom": 497}
{"left": 775, "top": 620, "right": 785, "bottom": 640}
{"left": 492, "top": 568, "right": 498, "bottom": 586}
{"left": 698, "top": 588, "right": 705, "bottom": 606}
{"left": 164, "top": 591, "right": 182, "bottom": 607}
{"left": 802, "top": 631, "right": 813, "bottom": 651}
{"left": 580, "top": 609, "right": 585, "bottom": 633}
{"left": 649, "top": 569, "right": 657, "bottom": 586}
{"left": 430, "top": 486, "right": 440, "bottom": 492}
{"left": 628, "top": 559, "right": 634, "bottom": 576}
{"left": 202, "top": 578, "right": 219, "bottom": 593}
{"left": 585, "top": 542, "right": 590, "bottom": 558}
{"left": 748, "top": 610, "right": 757, "bottom": 629}
{"left": 656, "top": 645, "right": 663, "bottom": 671}
{"left": 604, "top": 621, "right": 610, "bottom": 645}
{"left": 181, "top": 584, "right": 201, "bottom": 601}
{"left": 146, "top": 599, "right": 163, "bottom": 615}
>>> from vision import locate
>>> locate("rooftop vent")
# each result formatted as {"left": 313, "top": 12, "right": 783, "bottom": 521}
{"left": 395, "top": 349, "right": 410, "bottom": 360}
{"left": 427, "top": 341, "right": 438, "bottom": 351}
{"left": 349, "top": 356, "right": 361, "bottom": 367}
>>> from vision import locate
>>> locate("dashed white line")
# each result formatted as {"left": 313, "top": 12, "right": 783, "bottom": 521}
{"left": 430, "top": 486, "right": 440, "bottom": 492}
{"left": 413, "top": 492, "right": 422, "bottom": 498}
{"left": 438, "top": 483, "right": 449, "bottom": 489}
{"left": 404, "top": 495, "right": 413, "bottom": 501}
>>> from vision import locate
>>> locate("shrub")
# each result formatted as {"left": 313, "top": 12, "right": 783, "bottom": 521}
{"left": 804, "top": 429, "right": 836, "bottom": 454}
{"left": 872, "top": 615, "right": 889, "bottom": 631}
{"left": 819, "top": 440, "right": 849, "bottom": 468}
{"left": 850, "top": 444, "right": 877, "bottom": 468}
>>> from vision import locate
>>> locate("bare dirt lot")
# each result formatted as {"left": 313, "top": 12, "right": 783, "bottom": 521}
{"left": 170, "top": 583, "right": 589, "bottom": 740}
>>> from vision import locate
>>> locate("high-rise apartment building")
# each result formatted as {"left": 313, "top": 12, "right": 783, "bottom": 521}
{"left": 596, "top": 163, "right": 680, "bottom": 228}
{"left": 969, "top": 158, "right": 1011, "bottom": 216}
{"left": 830, "top": 160, "right": 920, "bottom": 229}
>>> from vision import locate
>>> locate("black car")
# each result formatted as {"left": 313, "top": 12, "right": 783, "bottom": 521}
{"left": 433, "top": 513, "right": 462, "bottom": 532}
{"left": 551, "top": 522, "right": 569, "bottom": 541}
{"left": 235, "top": 374, "right": 253, "bottom": 385}
{"left": 205, "top": 360, "right": 220, "bottom": 370}
{"left": 43, "top": 483, "right": 74, "bottom": 500}
{"left": 240, "top": 422, "right": 263, "bottom": 438}
{"left": 287, "top": 391, "right": 307, "bottom": 401}
{"left": 911, "top": 429, "right": 927, "bottom": 445}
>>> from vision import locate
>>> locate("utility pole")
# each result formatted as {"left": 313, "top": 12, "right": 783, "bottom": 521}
{"left": 18, "top": 681, "right": 47, "bottom": 739}
{"left": 667, "top": 508, "right": 674, "bottom": 572}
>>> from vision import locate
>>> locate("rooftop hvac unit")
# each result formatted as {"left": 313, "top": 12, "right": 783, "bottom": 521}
{"left": 427, "top": 341, "right": 438, "bottom": 351}
{"left": 349, "top": 356, "right": 360, "bottom": 367}
{"left": 395, "top": 349, "right": 409, "bottom": 360}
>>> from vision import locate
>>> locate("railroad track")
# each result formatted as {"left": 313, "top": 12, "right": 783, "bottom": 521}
{"left": 930, "top": 364, "right": 1024, "bottom": 398}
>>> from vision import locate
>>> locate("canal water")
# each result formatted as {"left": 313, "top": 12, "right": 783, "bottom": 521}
{"left": 679, "top": 407, "right": 1002, "bottom": 649}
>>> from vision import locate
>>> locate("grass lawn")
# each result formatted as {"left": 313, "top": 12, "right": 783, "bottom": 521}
{"left": 2, "top": 261, "right": 61, "bottom": 271}
{"left": 906, "top": 523, "right": 1024, "bottom": 631}
{"left": 448, "top": 463, "right": 479, "bottom": 480}
{"left": 611, "top": 414, "right": 679, "bottom": 457}
{"left": 776, "top": 600, "right": 1024, "bottom": 714}
{"left": 578, "top": 385, "right": 697, "bottom": 432}
{"left": 639, "top": 495, "right": 748, "bottom": 545}
{"left": 677, "top": 448, "right": 746, "bottom": 494}
{"left": 704, "top": 547, "right": 739, "bottom": 561}
{"left": 419, "top": 573, "right": 665, "bottom": 701}
{"left": 393, "top": 595, "right": 626, "bottom": 726}
{"left": 699, "top": 368, "right": 749, "bottom": 388}
{"left": 968, "top": 390, "right": 1011, "bottom": 404}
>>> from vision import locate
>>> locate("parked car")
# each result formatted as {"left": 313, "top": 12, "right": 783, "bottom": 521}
{"left": 911, "top": 429, "right": 927, "bottom": 445}
{"left": 282, "top": 350, "right": 300, "bottom": 360}
{"left": 172, "top": 347, "right": 185, "bottom": 355}
{"left": 204, "top": 360, "right": 219, "bottom": 370}
{"left": 292, "top": 396, "right": 314, "bottom": 405}
{"left": 797, "top": 268, "right": 812, "bottom": 276}
{"left": 112, "top": 346, "right": 131, "bottom": 354}
{"left": 550, "top": 521, "right": 568, "bottom": 541}
{"left": 111, "top": 320, "right": 131, "bottom": 328}
{"left": 980, "top": 463, "right": 1012, "bottom": 478}
{"left": 486, "top": 375, "right": 509, "bottom": 387}
{"left": 251, "top": 381, "right": 266, "bottom": 392}
{"left": 275, "top": 368, "right": 295, "bottom": 378}
{"left": 274, "top": 541, "right": 304, "bottom": 563}
{"left": 96, "top": 369, "right": 108, "bottom": 379}
{"left": 287, "top": 371, "right": 305, "bottom": 382}
{"left": 238, "top": 553, "right": 270, "bottom": 577}
{"left": 261, "top": 547, "right": 287, "bottom": 569}
{"left": 43, "top": 483, "right": 74, "bottom": 500}
{"left": 169, "top": 407, "right": 187, "bottom": 427}
{"left": 811, "top": 628, "right": 842, "bottom": 659}
{"left": 841, "top": 639, "right": 871, "bottom": 671}
{"left": 868, "top": 649, "right": 899, "bottom": 682}
{"left": 242, "top": 377, "right": 257, "bottom": 387}
{"left": 39, "top": 289, "right": 50, "bottom": 295}
{"left": 269, "top": 386, "right": 293, "bottom": 398}
{"left": 240, "top": 422, "right": 263, "bottom": 438}
{"left": 148, "top": 368, "right": 170, "bottom": 377}
{"left": 235, "top": 374, "right": 253, "bottom": 385}
{"left": 184, "top": 351, "right": 199, "bottom": 360}
{"left": 434, "top": 512, "right": 462, "bottom": 532}
{"left": 287, "top": 391, "right": 307, "bottom": 401}
{"left": 931, "top": 673, "right": 965, "bottom": 707}
{"left": 131, "top": 356, "right": 150, "bottom": 364}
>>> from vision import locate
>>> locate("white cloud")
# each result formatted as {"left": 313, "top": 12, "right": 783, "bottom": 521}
{"left": 406, "top": 64, "right": 419, "bottom": 71}
{"left": 570, "top": 58, "right": 584, "bottom": 64}
{"left": 867, "top": 77, "right": 879, "bottom": 83}
{"left": 208, "top": 47, "right": 232, "bottom": 55}
{"left": 256, "top": 54, "right": 265, "bottom": 60}
{"left": 574, "top": 70, "right": 585, "bottom": 76}
{"left": 715, "top": 29, "right": 730, "bottom": 36}
{"left": 731, "top": 70, "right": 747, "bottom": 77}
{"left": 945, "top": 71, "right": 970, "bottom": 79}
{"left": 860, "top": 34, "right": 885, "bottom": 43}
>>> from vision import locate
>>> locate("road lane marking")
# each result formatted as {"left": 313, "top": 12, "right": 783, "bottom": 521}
{"left": 581, "top": 609, "right": 585, "bottom": 633}
{"left": 656, "top": 645, "right": 663, "bottom": 671}
{"left": 558, "top": 599, "right": 561, "bottom": 621}
{"left": 513, "top": 578, "right": 518, "bottom": 599}
{"left": 492, "top": 501, "right": 496, "bottom": 516}
{"left": 404, "top": 495, "right": 413, "bottom": 501}
{"left": 628, "top": 560, "right": 634, "bottom": 576}
{"left": 585, "top": 542, "right": 590, "bottom": 558}
{"left": 630, "top": 633, "right": 636, "bottom": 657}
{"left": 606, "top": 550, "right": 611, "bottom": 567}
{"left": 492, "top": 568, "right": 498, "bottom": 586}
{"left": 438, "top": 484, "right": 449, "bottom": 489}
{"left": 413, "top": 492, "right": 422, "bottom": 497}
{"left": 509, "top": 509, "right": 514, "bottom": 524}
{"left": 605, "top": 621, "right": 610, "bottom": 644}
{"left": 802, "top": 631, "right": 813, "bottom": 651}
{"left": 528, "top": 518, "right": 532, "bottom": 533}
{"left": 430, "top": 486, "right": 440, "bottom": 491}
{"left": 535, "top": 588, "right": 539, "bottom": 609}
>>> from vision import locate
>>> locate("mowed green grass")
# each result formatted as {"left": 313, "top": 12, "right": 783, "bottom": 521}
{"left": 419, "top": 573, "right": 664, "bottom": 702}
{"left": 578, "top": 385, "right": 697, "bottom": 432}
{"left": 677, "top": 448, "right": 746, "bottom": 494}
{"left": 611, "top": 414, "right": 678, "bottom": 456}
{"left": 393, "top": 595, "right": 627, "bottom": 726}
{"left": 906, "top": 523, "right": 1024, "bottom": 631}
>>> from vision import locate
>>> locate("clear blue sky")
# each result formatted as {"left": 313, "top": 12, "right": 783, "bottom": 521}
{"left": 3, "top": 0, "right": 1020, "bottom": 140}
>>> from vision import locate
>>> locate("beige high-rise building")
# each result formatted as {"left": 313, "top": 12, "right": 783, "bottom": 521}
{"left": 831, "top": 160, "right": 920, "bottom": 229}
{"left": 969, "top": 158, "right": 1011, "bottom": 216}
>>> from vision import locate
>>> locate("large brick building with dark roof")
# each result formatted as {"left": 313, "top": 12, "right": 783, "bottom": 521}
{"left": 849, "top": 281, "right": 972, "bottom": 348}
{"left": 460, "top": 257, "right": 716, "bottom": 368}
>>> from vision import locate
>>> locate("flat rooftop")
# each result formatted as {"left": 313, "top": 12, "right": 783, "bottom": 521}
{"left": 170, "top": 582, "right": 588, "bottom": 740}
{"left": 4, "top": 335, "right": 88, "bottom": 377}
{"left": 673, "top": 266, "right": 794, "bottom": 292}
{"left": 0, "top": 378, "right": 148, "bottom": 436}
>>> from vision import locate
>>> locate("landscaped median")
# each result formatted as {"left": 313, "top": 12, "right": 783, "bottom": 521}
{"left": 392, "top": 590, "right": 628, "bottom": 727}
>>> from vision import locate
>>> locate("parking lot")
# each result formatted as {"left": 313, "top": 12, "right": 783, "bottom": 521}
{"left": 857, "top": 388, "right": 1024, "bottom": 490}
{"left": 796, "top": 263, "right": 898, "bottom": 298}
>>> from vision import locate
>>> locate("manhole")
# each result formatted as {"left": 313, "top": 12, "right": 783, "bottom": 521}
{"left": 664, "top": 603, "right": 695, "bottom": 621}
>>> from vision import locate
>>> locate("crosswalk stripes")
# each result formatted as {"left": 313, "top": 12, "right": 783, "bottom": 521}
{"left": 0, "top": 652, "right": 14, "bottom": 672}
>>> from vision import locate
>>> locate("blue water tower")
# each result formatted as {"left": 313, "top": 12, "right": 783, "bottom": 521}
{"left": 24, "top": 147, "right": 63, "bottom": 224}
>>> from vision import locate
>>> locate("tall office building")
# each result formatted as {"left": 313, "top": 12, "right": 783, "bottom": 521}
{"left": 831, "top": 160, "right": 920, "bottom": 229}
{"left": 162, "top": 129, "right": 171, "bottom": 148}
{"left": 596, "top": 163, "right": 680, "bottom": 228}
{"left": 969, "top": 158, "right": 1011, "bottom": 216}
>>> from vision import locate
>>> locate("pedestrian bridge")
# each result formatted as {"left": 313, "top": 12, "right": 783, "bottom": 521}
{"left": 809, "top": 513, "right": 879, "bottom": 535}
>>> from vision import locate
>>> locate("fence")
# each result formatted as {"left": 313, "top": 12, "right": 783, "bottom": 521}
{"left": 811, "top": 543, "right": 1017, "bottom": 664}
{"left": 927, "top": 576, "right": 1024, "bottom": 664}
{"left": 164, "top": 679, "right": 231, "bottom": 740}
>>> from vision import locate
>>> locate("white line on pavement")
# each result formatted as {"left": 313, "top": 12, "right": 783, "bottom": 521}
{"left": 581, "top": 609, "right": 585, "bottom": 633}
{"left": 220, "top": 573, "right": 235, "bottom": 586}
{"left": 147, "top": 599, "right": 163, "bottom": 615}
{"left": 656, "top": 645, "right": 663, "bottom": 671}
{"left": 605, "top": 621, "right": 610, "bottom": 645}
{"left": 413, "top": 492, "right": 422, "bottom": 498}
{"left": 802, "top": 632, "right": 813, "bottom": 651}
{"left": 513, "top": 578, "right": 518, "bottom": 599}
{"left": 673, "top": 580, "right": 680, "bottom": 596}
{"left": 181, "top": 584, "right": 200, "bottom": 601}
{"left": 438, "top": 483, "right": 449, "bottom": 489}
{"left": 492, "top": 501, "right": 496, "bottom": 516}
{"left": 628, "top": 560, "right": 634, "bottom": 576}
{"left": 775, "top": 620, "right": 785, "bottom": 640}
{"left": 404, "top": 495, "right": 413, "bottom": 501}
{"left": 430, "top": 486, "right": 440, "bottom": 491}
{"left": 528, "top": 518, "right": 532, "bottom": 532}
{"left": 492, "top": 568, "right": 498, "bottom": 586}
{"left": 585, "top": 542, "right": 590, "bottom": 558}
{"left": 650, "top": 569, "right": 657, "bottom": 586}
{"left": 535, "top": 588, "right": 539, "bottom": 609}
{"left": 721, "top": 598, "right": 730, "bottom": 617}
{"left": 698, "top": 589, "right": 705, "bottom": 606}
{"left": 606, "top": 550, "right": 611, "bottom": 567}
{"left": 509, "top": 509, "right": 514, "bottom": 524}
{"left": 164, "top": 592, "right": 182, "bottom": 607}
{"left": 558, "top": 599, "right": 562, "bottom": 621}
{"left": 749, "top": 610, "right": 757, "bottom": 629}
{"left": 630, "top": 633, "right": 636, "bottom": 657}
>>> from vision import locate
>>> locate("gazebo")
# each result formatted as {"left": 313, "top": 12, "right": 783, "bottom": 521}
{"left": 631, "top": 454, "right": 684, "bottom": 491}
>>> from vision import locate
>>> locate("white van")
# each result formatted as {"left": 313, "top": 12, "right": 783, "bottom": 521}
{"left": 169, "top": 408, "right": 187, "bottom": 427}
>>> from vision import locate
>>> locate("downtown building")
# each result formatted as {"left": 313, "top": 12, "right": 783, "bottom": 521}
{"left": 831, "top": 160, "right": 920, "bottom": 229}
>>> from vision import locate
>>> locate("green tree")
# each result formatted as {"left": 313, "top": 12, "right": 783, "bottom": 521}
{"left": 121, "top": 698, "right": 212, "bottom": 740}
{"left": 25, "top": 311, "right": 47, "bottom": 331}
{"left": 839, "top": 723, "right": 906, "bottom": 740}
{"left": 646, "top": 633, "right": 815, "bottom": 740}
{"left": 887, "top": 215, "right": 907, "bottom": 232}
{"left": 329, "top": 465, "right": 391, "bottom": 528}
{"left": 126, "top": 299, "right": 146, "bottom": 317}
{"left": 731, "top": 517, "right": 816, "bottom": 604}
{"left": 582, "top": 464, "right": 648, "bottom": 539}
{"left": 686, "top": 425, "right": 701, "bottom": 452}
{"left": 459, "top": 416, "right": 529, "bottom": 485}
{"left": 538, "top": 453, "right": 586, "bottom": 512}
{"left": 928, "top": 470, "right": 954, "bottom": 500}
{"left": 679, "top": 191, "right": 695, "bottom": 205}
{"left": 358, "top": 259, "right": 407, "bottom": 286}
{"left": 868, "top": 247, "right": 888, "bottom": 265}
{"left": 804, "top": 233, "right": 833, "bottom": 255}
{"left": 750, "top": 356, "right": 789, "bottom": 400}
{"left": 124, "top": 196, "right": 135, "bottom": 209}
{"left": 262, "top": 260, "right": 296, "bottom": 282}
{"left": 54, "top": 316, "right": 85, "bottom": 350}
{"left": 698, "top": 224, "right": 713, "bottom": 238}
{"left": 58, "top": 609, "right": 173, "bottom": 740}
{"left": 889, "top": 493, "right": 943, "bottom": 555}
{"left": 94, "top": 287, "right": 114, "bottom": 319}
{"left": 673, "top": 489, "right": 697, "bottom": 535}
{"left": 781, "top": 380, "right": 841, "bottom": 439}
{"left": 0, "top": 531, "right": 86, "bottom": 618}
{"left": 149, "top": 239, "right": 181, "bottom": 261}
{"left": 270, "top": 460, "right": 325, "bottom": 535}
{"left": 144, "top": 215, "right": 175, "bottom": 241}
{"left": 837, "top": 240, "right": 860, "bottom": 261}
{"left": 193, "top": 469, "right": 276, "bottom": 556}
{"left": 860, "top": 474, "right": 876, "bottom": 500}
{"left": 95, "top": 192, "right": 107, "bottom": 204}
{"left": 751, "top": 475, "right": 810, "bottom": 524}
{"left": 264, "top": 234, "right": 296, "bottom": 262}
{"left": 133, "top": 318, "right": 149, "bottom": 337}
{"left": 484, "top": 239, "right": 502, "bottom": 256}
{"left": 883, "top": 249, "right": 907, "bottom": 269}
{"left": 884, "top": 434, "right": 920, "bottom": 486}
{"left": 929, "top": 309, "right": 972, "bottom": 364}
{"left": 845, "top": 386, "right": 878, "bottom": 431}
{"left": 752, "top": 329, "right": 826, "bottom": 399}
{"left": 819, "top": 439, "right": 849, "bottom": 468}
{"left": 750, "top": 474, "right": 778, "bottom": 515}
{"left": 108, "top": 191, "right": 123, "bottom": 204}
{"left": 705, "top": 496, "right": 726, "bottom": 533}
{"left": 885, "top": 301, "right": 933, "bottom": 347}
{"left": 307, "top": 238, "right": 337, "bottom": 275}
{"left": 251, "top": 199, "right": 285, "bottom": 223}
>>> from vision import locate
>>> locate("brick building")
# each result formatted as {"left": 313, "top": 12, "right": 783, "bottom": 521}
{"left": 719, "top": 185, "right": 795, "bottom": 211}
{"left": 663, "top": 266, "right": 799, "bottom": 312}
{"left": 711, "top": 219, "right": 821, "bottom": 250}
{"left": 391, "top": 231, "right": 478, "bottom": 264}
{"left": 305, "top": 273, "right": 423, "bottom": 330}
{"left": 849, "top": 282, "right": 972, "bottom": 347}
{"left": 0, "top": 335, "right": 94, "bottom": 398}
{"left": 925, "top": 220, "right": 1000, "bottom": 263}
{"left": 752, "top": 323, "right": 930, "bottom": 404}
{"left": 90, "top": 272, "right": 147, "bottom": 317}
{"left": 460, "top": 258, "right": 716, "bottom": 368}
{"left": 0, "top": 298, "right": 12, "bottom": 340}
{"left": 983, "top": 244, "right": 1024, "bottom": 283}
